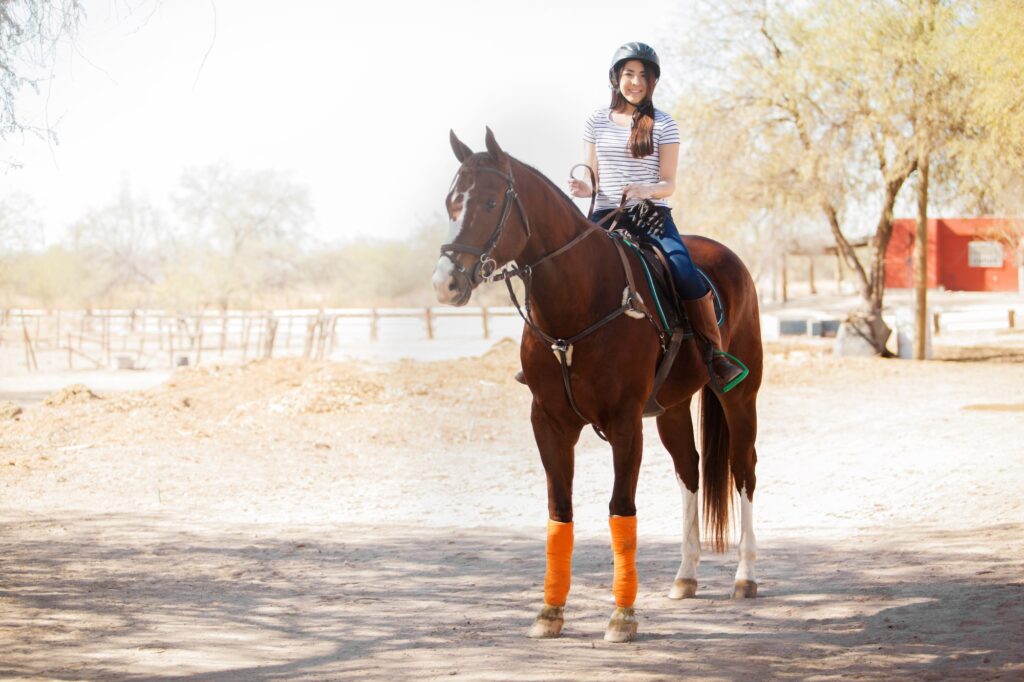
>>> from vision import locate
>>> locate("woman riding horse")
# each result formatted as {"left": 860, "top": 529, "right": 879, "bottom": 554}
{"left": 566, "top": 42, "right": 745, "bottom": 389}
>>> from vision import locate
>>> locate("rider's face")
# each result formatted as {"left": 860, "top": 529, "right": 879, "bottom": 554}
{"left": 618, "top": 60, "right": 648, "bottom": 105}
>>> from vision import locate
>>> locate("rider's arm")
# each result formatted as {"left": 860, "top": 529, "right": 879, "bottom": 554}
{"left": 568, "top": 142, "right": 598, "bottom": 197}
{"left": 624, "top": 142, "right": 678, "bottom": 201}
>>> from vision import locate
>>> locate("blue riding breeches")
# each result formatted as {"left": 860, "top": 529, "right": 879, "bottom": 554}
{"left": 592, "top": 207, "right": 709, "bottom": 300}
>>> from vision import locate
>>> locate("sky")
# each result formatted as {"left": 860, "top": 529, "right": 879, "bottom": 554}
{"left": 2, "top": 0, "right": 688, "bottom": 246}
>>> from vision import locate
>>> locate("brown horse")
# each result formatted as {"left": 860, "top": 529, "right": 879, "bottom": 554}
{"left": 432, "top": 129, "right": 763, "bottom": 642}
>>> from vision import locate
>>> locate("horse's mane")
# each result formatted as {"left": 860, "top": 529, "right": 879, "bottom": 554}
{"left": 509, "top": 156, "right": 586, "bottom": 218}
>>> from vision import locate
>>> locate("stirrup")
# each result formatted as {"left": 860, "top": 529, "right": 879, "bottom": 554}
{"left": 707, "top": 350, "right": 749, "bottom": 394}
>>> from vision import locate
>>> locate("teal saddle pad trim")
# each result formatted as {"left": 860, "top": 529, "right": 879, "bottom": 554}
{"left": 621, "top": 239, "right": 725, "bottom": 337}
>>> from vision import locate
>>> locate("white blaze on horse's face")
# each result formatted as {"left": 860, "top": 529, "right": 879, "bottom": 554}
{"left": 432, "top": 185, "right": 473, "bottom": 305}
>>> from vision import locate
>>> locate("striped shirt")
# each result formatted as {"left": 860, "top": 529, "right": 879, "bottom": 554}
{"left": 583, "top": 107, "right": 680, "bottom": 211}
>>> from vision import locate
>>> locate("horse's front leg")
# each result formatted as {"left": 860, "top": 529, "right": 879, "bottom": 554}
{"left": 527, "top": 400, "right": 582, "bottom": 639}
{"left": 604, "top": 409, "right": 644, "bottom": 643}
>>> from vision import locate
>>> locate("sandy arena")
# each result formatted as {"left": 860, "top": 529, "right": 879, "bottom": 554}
{"left": 1, "top": 333, "right": 1023, "bottom": 680}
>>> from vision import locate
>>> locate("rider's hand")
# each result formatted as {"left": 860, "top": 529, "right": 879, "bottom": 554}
{"left": 623, "top": 183, "right": 652, "bottom": 201}
{"left": 568, "top": 178, "right": 593, "bottom": 198}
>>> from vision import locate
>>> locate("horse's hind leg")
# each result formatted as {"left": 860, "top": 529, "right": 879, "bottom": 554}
{"left": 526, "top": 401, "right": 581, "bottom": 639}
{"left": 656, "top": 399, "right": 701, "bottom": 599}
{"left": 722, "top": 391, "right": 758, "bottom": 598}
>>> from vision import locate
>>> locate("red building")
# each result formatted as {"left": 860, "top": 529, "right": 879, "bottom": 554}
{"left": 885, "top": 217, "right": 1022, "bottom": 292}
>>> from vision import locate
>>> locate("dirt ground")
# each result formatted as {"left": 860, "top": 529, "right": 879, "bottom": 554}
{"left": 2, "top": 332, "right": 1023, "bottom": 680}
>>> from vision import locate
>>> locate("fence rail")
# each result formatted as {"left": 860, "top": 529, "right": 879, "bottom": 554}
{"left": 0, "top": 307, "right": 523, "bottom": 372}
{"left": 2, "top": 303, "right": 1020, "bottom": 373}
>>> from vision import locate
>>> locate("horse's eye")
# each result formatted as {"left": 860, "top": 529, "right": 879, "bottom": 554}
{"left": 485, "top": 199, "right": 498, "bottom": 211}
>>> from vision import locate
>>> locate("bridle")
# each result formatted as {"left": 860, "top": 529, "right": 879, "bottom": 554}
{"left": 439, "top": 165, "right": 530, "bottom": 288}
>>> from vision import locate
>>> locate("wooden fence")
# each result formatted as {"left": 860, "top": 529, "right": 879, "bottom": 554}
{"left": 4, "top": 304, "right": 1020, "bottom": 372}
{"left": 0, "top": 307, "right": 521, "bottom": 372}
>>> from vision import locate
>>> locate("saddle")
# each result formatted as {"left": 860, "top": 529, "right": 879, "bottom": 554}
{"left": 613, "top": 233, "right": 726, "bottom": 418}
{"left": 617, "top": 235, "right": 725, "bottom": 337}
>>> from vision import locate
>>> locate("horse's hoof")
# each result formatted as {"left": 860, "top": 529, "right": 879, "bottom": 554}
{"left": 527, "top": 604, "right": 564, "bottom": 638}
{"left": 668, "top": 578, "right": 698, "bottom": 599}
{"left": 732, "top": 580, "right": 757, "bottom": 598}
{"left": 603, "top": 606, "right": 638, "bottom": 643}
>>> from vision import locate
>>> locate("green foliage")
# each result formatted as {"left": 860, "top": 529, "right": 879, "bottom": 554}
{"left": 3, "top": 245, "right": 86, "bottom": 307}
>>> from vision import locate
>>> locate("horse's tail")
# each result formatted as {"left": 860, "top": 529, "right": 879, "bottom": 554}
{"left": 700, "top": 385, "right": 732, "bottom": 553}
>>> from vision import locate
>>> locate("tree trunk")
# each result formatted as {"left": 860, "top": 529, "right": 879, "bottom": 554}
{"left": 823, "top": 202, "right": 869, "bottom": 300}
{"left": 914, "top": 154, "right": 930, "bottom": 360}
{"left": 828, "top": 161, "right": 915, "bottom": 356}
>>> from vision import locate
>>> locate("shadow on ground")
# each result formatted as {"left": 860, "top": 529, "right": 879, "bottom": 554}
{"left": 0, "top": 515, "right": 1021, "bottom": 681}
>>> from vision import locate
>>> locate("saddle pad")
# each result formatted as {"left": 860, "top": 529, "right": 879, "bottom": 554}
{"left": 631, "top": 242, "right": 725, "bottom": 337}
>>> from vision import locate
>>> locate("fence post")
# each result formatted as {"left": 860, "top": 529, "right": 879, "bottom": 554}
{"left": 303, "top": 315, "right": 316, "bottom": 359}
{"left": 327, "top": 316, "right": 339, "bottom": 355}
{"left": 68, "top": 333, "right": 73, "bottom": 369}
{"left": 168, "top": 324, "right": 175, "bottom": 368}
{"left": 241, "top": 317, "right": 251, "bottom": 362}
{"left": 424, "top": 307, "right": 434, "bottom": 340}
{"left": 370, "top": 308, "right": 379, "bottom": 342}
{"left": 255, "top": 315, "right": 266, "bottom": 357}
{"left": 103, "top": 313, "right": 112, "bottom": 367}
{"left": 194, "top": 315, "right": 204, "bottom": 367}
{"left": 218, "top": 314, "right": 227, "bottom": 357}
{"left": 781, "top": 253, "right": 789, "bottom": 303}
{"left": 1009, "top": 309, "right": 1016, "bottom": 329}
{"left": 932, "top": 311, "right": 942, "bottom": 336}
{"left": 264, "top": 315, "right": 278, "bottom": 358}
{"left": 481, "top": 307, "right": 490, "bottom": 339}
{"left": 23, "top": 322, "right": 37, "bottom": 371}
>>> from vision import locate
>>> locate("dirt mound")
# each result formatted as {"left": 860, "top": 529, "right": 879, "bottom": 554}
{"left": 266, "top": 368, "right": 385, "bottom": 414}
{"left": 44, "top": 384, "right": 102, "bottom": 407}
{"left": 0, "top": 401, "right": 22, "bottom": 420}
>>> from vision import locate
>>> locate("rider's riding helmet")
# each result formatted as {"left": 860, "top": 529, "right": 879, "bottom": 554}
{"left": 608, "top": 42, "right": 661, "bottom": 88}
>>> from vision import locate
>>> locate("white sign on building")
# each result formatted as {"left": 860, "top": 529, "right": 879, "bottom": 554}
{"left": 967, "top": 241, "right": 1004, "bottom": 268}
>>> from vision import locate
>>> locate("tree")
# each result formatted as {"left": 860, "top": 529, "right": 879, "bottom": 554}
{"left": 949, "top": 1, "right": 1024, "bottom": 209}
{"left": 1, "top": 0, "right": 82, "bottom": 139}
{"left": 172, "top": 163, "right": 314, "bottom": 309}
{"left": 674, "top": 0, "right": 971, "bottom": 354}
{"left": 68, "top": 181, "right": 167, "bottom": 305}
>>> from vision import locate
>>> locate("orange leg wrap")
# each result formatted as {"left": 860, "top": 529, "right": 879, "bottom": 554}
{"left": 543, "top": 520, "right": 574, "bottom": 607}
{"left": 609, "top": 515, "right": 638, "bottom": 607}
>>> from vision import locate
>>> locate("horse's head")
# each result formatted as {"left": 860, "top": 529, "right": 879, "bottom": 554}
{"left": 432, "top": 128, "right": 531, "bottom": 306}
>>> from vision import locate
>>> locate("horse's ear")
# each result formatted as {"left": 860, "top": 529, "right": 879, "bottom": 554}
{"left": 484, "top": 127, "right": 508, "bottom": 164}
{"left": 450, "top": 130, "right": 474, "bottom": 163}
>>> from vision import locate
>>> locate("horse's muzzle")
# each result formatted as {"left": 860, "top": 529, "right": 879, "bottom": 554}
{"left": 432, "top": 255, "right": 473, "bottom": 306}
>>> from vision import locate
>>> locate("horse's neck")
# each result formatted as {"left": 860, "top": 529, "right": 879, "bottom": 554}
{"left": 514, "top": 165, "right": 622, "bottom": 333}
